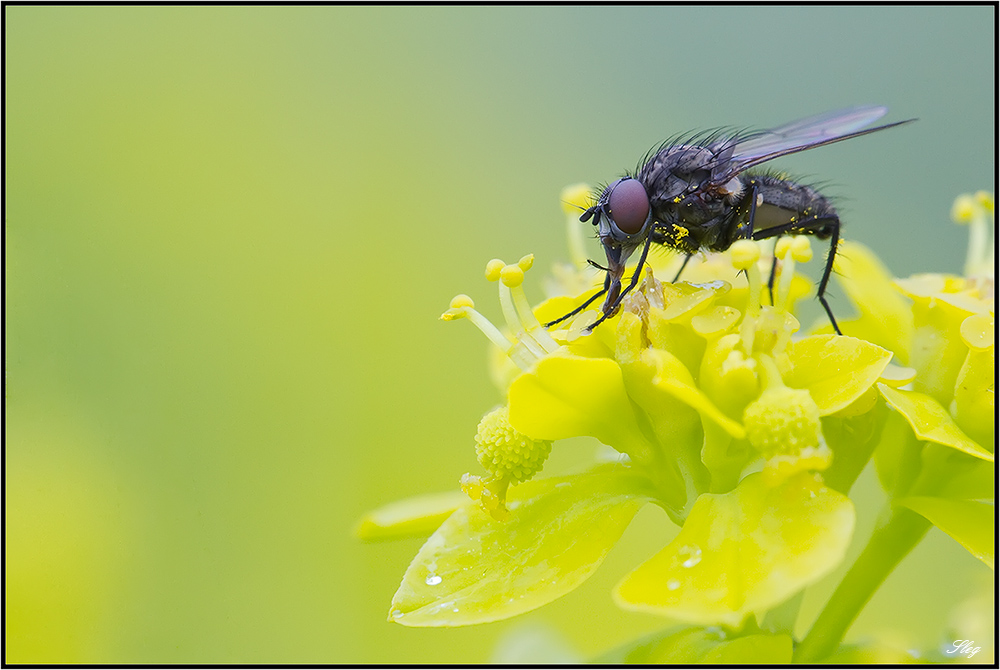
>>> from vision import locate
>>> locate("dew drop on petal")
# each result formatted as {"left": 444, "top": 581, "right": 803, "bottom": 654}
{"left": 425, "top": 574, "right": 443, "bottom": 586}
{"left": 390, "top": 610, "right": 404, "bottom": 619}
{"left": 706, "top": 626, "right": 726, "bottom": 640}
{"left": 679, "top": 545, "right": 703, "bottom": 568}
{"left": 667, "top": 579, "right": 681, "bottom": 591}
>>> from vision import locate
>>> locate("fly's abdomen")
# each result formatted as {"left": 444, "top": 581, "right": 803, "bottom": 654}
{"left": 743, "top": 173, "right": 839, "bottom": 238}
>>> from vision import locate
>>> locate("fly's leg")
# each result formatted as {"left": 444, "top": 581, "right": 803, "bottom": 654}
{"left": 767, "top": 253, "right": 779, "bottom": 306}
{"left": 733, "top": 180, "right": 762, "bottom": 241}
{"left": 671, "top": 253, "right": 693, "bottom": 282}
{"left": 751, "top": 216, "right": 842, "bottom": 335}
{"left": 816, "top": 222, "right": 841, "bottom": 335}
{"left": 543, "top": 273, "right": 610, "bottom": 327}
{"left": 586, "top": 230, "right": 655, "bottom": 332}
{"left": 720, "top": 179, "right": 765, "bottom": 292}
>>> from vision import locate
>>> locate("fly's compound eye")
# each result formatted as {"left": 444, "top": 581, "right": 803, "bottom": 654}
{"left": 607, "top": 178, "right": 650, "bottom": 235}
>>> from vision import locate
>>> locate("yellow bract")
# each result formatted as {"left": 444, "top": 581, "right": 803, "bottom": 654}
{"left": 389, "top": 470, "right": 648, "bottom": 627}
{"left": 356, "top": 491, "right": 472, "bottom": 542}
{"left": 614, "top": 472, "right": 854, "bottom": 627}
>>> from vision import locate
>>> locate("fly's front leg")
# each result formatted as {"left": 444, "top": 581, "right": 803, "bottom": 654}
{"left": 587, "top": 230, "right": 655, "bottom": 332}
{"left": 544, "top": 273, "right": 610, "bottom": 328}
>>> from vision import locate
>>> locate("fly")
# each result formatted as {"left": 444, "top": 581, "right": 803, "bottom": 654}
{"left": 546, "top": 106, "right": 915, "bottom": 334}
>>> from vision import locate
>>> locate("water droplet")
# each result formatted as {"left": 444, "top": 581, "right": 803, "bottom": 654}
{"left": 390, "top": 610, "right": 404, "bottom": 619}
{"left": 679, "top": 545, "right": 703, "bottom": 568}
{"left": 425, "top": 574, "right": 443, "bottom": 586}
{"left": 666, "top": 579, "right": 681, "bottom": 591}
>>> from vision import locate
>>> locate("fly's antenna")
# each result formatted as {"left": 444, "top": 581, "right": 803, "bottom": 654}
{"left": 560, "top": 199, "right": 588, "bottom": 213}
{"left": 579, "top": 204, "right": 602, "bottom": 226}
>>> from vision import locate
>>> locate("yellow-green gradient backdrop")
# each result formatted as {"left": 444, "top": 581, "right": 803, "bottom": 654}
{"left": 5, "top": 6, "right": 994, "bottom": 664}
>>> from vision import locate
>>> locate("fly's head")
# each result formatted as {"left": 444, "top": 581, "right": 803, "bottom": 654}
{"left": 580, "top": 177, "right": 652, "bottom": 256}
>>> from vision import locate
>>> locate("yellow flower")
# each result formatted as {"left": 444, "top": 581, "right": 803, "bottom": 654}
{"left": 365, "top": 187, "right": 992, "bottom": 638}
{"left": 377, "top": 187, "right": 901, "bottom": 629}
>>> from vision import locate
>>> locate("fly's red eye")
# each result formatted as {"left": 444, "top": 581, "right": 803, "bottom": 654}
{"left": 608, "top": 178, "right": 649, "bottom": 234}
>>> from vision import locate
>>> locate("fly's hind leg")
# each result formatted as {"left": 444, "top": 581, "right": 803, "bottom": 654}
{"left": 814, "top": 220, "right": 841, "bottom": 335}
{"left": 751, "top": 216, "right": 842, "bottom": 335}
{"left": 766, "top": 251, "right": 779, "bottom": 307}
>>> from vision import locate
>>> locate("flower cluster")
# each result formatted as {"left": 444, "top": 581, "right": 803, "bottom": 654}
{"left": 359, "top": 187, "right": 994, "bottom": 662}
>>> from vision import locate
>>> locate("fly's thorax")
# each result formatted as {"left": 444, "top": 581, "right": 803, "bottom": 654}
{"left": 639, "top": 148, "right": 736, "bottom": 229}
{"left": 640, "top": 144, "right": 719, "bottom": 202}
{"left": 647, "top": 185, "right": 734, "bottom": 232}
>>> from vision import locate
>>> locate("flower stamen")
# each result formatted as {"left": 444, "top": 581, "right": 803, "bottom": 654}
{"left": 445, "top": 256, "right": 562, "bottom": 372}
{"left": 952, "top": 192, "right": 995, "bottom": 279}
{"left": 491, "top": 258, "right": 560, "bottom": 358}
{"left": 731, "top": 240, "right": 762, "bottom": 354}
{"left": 441, "top": 293, "right": 511, "bottom": 345}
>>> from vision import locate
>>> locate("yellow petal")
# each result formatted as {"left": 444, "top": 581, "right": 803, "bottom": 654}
{"left": 878, "top": 384, "right": 994, "bottom": 461}
{"left": 642, "top": 348, "right": 746, "bottom": 439}
{"left": 508, "top": 352, "right": 651, "bottom": 460}
{"left": 785, "top": 335, "right": 892, "bottom": 415}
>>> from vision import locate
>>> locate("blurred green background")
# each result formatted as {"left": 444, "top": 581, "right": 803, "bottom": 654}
{"left": 5, "top": 6, "right": 994, "bottom": 664}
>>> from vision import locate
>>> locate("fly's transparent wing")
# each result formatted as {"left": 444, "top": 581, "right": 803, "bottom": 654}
{"left": 731, "top": 106, "right": 889, "bottom": 161}
{"left": 707, "top": 106, "right": 912, "bottom": 184}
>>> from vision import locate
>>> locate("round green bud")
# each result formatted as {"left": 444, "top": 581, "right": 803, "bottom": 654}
{"left": 475, "top": 406, "right": 552, "bottom": 483}
{"left": 743, "top": 386, "right": 822, "bottom": 459}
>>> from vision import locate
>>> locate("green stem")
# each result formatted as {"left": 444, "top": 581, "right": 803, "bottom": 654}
{"left": 793, "top": 505, "right": 931, "bottom": 663}
{"left": 763, "top": 589, "right": 805, "bottom": 636}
